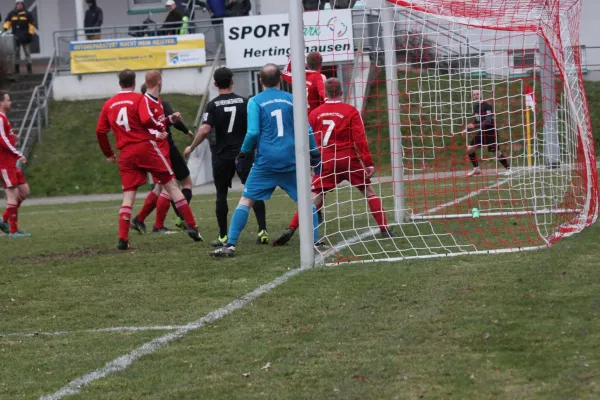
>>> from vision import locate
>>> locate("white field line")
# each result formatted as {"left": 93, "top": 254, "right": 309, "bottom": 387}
{"left": 39, "top": 175, "right": 511, "bottom": 400}
{"left": 1, "top": 325, "right": 185, "bottom": 338}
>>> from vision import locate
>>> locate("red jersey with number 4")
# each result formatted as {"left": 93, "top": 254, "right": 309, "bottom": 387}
{"left": 96, "top": 91, "right": 151, "bottom": 157}
{"left": 0, "top": 112, "right": 23, "bottom": 169}
{"left": 282, "top": 60, "right": 326, "bottom": 115}
{"left": 308, "top": 101, "right": 374, "bottom": 167}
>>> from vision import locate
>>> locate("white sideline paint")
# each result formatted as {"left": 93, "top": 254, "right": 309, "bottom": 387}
{"left": 2, "top": 326, "right": 186, "bottom": 338}
{"left": 39, "top": 264, "right": 315, "bottom": 400}
{"left": 37, "top": 173, "right": 523, "bottom": 399}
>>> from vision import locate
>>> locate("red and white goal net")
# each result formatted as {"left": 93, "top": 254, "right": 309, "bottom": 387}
{"left": 303, "top": 0, "right": 597, "bottom": 263}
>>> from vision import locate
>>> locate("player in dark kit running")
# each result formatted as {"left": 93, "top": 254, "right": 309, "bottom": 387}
{"left": 130, "top": 83, "right": 194, "bottom": 234}
{"left": 184, "top": 67, "right": 268, "bottom": 247}
{"left": 462, "top": 89, "right": 511, "bottom": 177}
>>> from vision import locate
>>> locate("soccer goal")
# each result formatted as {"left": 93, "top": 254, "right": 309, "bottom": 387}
{"left": 299, "top": 0, "right": 597, "bottom": 264}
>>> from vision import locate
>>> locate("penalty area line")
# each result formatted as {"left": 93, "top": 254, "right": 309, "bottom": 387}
{"left": 1, "top": 325, "right": 187, "bottom": 338}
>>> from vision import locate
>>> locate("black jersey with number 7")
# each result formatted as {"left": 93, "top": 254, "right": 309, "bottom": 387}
{"left": 202, "top": 93, "right": 248, "bottom": 159}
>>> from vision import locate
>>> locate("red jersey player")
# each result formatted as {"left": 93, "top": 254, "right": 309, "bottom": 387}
{"left": 282, "top": 52, "right": 326, "bottom": 115}
{"left": 130, "top": 72, "right": 185, "bottom": 235}
{"left": 96, "top": 69, "right": 202, "bottom": 250}
{"left": 0, "top": 91, "right": 31, "bottom": 238}
{"left": 273, "top": 78, "right": 395, "bottom": 246}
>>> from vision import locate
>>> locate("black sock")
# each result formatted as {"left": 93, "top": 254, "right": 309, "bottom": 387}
{"left": 253, "top": 200, "right": 267, "bottom": 232}
{"left": 171, "top": 200, "right": 183, "bottom": 219}
{"left": 182, "top": 188, "right": 193, "bottom": 204}
{"left": 216, "top": 188, "right": 229, "bottom": 237}
{"left": 498, "top": 155, "right": 510, "bottom": 169}
{"left": 469, "top": 152, "right": 479, "bottom": 168}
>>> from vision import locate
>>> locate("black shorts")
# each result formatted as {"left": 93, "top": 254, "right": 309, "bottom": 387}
{"left": 169, "top": 143, "right": 190, "bottom": 181}
{"left": 212, "top": 153, "right": 253, "bottom": 189}
{"left": 470, "top": 128, "right": 499, "bottom": 153}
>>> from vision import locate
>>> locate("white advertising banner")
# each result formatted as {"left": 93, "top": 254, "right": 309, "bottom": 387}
{"left": 223, "top": 10, "right": 355, "bottom": 69}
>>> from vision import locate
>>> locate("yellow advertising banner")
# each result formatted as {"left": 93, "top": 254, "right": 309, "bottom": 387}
{"left": 70, "top": 34, "right": 206, "bottom": 74}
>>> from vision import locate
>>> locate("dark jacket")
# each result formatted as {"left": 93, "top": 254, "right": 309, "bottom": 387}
{"left": 331, "top": 0, "right": 357, "bottom": 8}
{"left": 207, "top": 0, "right": 227, "bottom": 17}
{"left": 226, "top": 0, "right": 251, "bottom": 17}
{"left": 3, "top": 8, "right": 35, "bottom": 43}
{"left": 162, "top": 9, "right": 183, "bottom": 35}
{"left": 303, "top": 0, "right": 323, "bottom": 11}
{"left": 84, "top": 0, "right": 104, "bottom": 35}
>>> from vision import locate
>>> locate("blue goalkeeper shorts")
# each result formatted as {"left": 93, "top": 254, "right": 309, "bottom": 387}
{"left": 242, "top": 167, "right": 297, "bottom": 202}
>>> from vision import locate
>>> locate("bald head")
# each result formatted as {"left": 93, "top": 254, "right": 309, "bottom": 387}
{"left": 325, "top": 78, "right": 343, "bottom": 100}
{"left": 145, "top": 70, "right": 162, "bottom": 91}
{"left": 472, "top": 89, "right": 481, "bottom": 102}
{"left": 260, "top": 63, "right": 281, "bottom": 89}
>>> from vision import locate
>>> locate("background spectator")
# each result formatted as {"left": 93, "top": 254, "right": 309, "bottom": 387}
{"left": 162, "top": 0, "right": 183, "bottom": 35}
{"left": 84, "top": 0, "right": 103, "bottom": 40}
{"left": 3, "top": 0, "right": 35, "bottom": 74}
{"left": 226, "top": 0, "right": 251, "bottom": 17}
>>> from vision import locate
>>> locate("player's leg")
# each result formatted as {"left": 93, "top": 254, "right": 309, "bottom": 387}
{"left": 132, "top": 184, "right": 161, "bottom": 233}
{"left": 169, "top": 144, "right": 192, "bottom": 229}
{"left": 118, "top": 190, "right": 137, "bottom": 250}
{"left": 486, "top": 129, "right": 510, "bottom": 173}
{"left": 237, "top": 154, "right": 268, "bottom": 245}
{"left": 153, "top": 188, "right": 172, "bottom": 233}
{"left": 211, "top": 168, "right": 274, "bottom": 257}
{"left": 279, "top": 170, "right": 320, "bottom": 246}
{"left": 212, "top": 157, "right": 236, "bottom": 247}
{"left": 1, "top": 169, "right": 30, "bottom": 237}
{"left": 162, "top": 178, "right": 203, "bottom": 242}
{"left": 467, "top": 135, "right": 482, "bottom": 176}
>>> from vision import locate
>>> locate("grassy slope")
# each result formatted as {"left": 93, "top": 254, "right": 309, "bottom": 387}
{"left": 0, "top": 189, "right": 598, "bottom": 398}
{"left": 24, "top": 94, "right": 200, "bottom": 197}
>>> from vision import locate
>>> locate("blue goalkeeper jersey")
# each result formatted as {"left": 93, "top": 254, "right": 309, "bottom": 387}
{"left": 241, "top": 88, "right": 317, "bottom": 173}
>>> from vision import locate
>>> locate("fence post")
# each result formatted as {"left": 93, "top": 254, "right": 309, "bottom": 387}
{"left": 37, "top": 90, "right": 41, "bottom": 142}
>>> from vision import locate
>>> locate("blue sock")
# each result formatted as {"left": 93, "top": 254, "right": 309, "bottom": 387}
{"left": 227, "top": 204, "right": 250, "bottom": 246}
{"left": 312, "top": 204, "right": 319, "bottom": 244}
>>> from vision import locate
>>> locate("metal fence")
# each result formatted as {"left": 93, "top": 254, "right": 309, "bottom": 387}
{"left": 17, "top": 55, "right": 57, "bottom": 160}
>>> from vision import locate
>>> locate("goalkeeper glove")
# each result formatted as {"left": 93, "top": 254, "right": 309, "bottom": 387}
{"left": 310, "top": 152, "right": 321, "bottom": 175}
{"left": 236, "top": 152, "right": 250, "bottom": 175}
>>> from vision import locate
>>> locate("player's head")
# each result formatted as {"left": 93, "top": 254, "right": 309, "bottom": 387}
{"left": 260, "top": 63, "right": 281, "bottom": 89}
{"left": 324, "top": 78, "right": 343, "bottom": 100}
{"left": 118, "top": 69, "right": 136, "bottom": 90}
{"left": 0, "top": 91, "right": 12, "bottom": 113}
{"left": 307, "top": 52, "right": 323, "bottom": 71}
{"left": 472, "top": 89, "right": 481, "bottom": 102}
{"left": 15, "top": 0, "right": 24, "bottom": 10}
{"left": 140, "top": 83, "right": 147, "bottom": 95}
{"left": 213, "top": 67, "right": 234, "bottom": 91}
{"left": 145, "top": 69, "right": 163, "bottom": 93}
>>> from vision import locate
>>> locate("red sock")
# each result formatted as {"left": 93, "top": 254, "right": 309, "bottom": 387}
{"left": 2, "top": 208, "right": 9, "bottom": 223}
{"left": 154, "top": 193, "right": 172, "bottom": 229}
{"left": 119, "top": 205, "right": 132, "bottom": 241}
{"left": 367, "top": 195, "right": 388, "bottom": 231}
{"left": 137, "top": 192, "right": 158, "bottom": 223}
{"left": 174, "top": 199, "right": 197, "bottom": 229}
{"left": 5, "top": 204, "right": 18, "bottom": 234}
{"left": 288, "top": 210, "right": 300, "bottom": 230}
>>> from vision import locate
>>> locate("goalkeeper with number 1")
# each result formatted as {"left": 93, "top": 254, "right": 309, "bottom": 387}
{"left": 210, "top": 64, "right": 321, "bottom": 258}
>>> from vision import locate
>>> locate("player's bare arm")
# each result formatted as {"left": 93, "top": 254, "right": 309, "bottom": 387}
{"left": 184, "top": 124, "right": 211, "bottom": 157}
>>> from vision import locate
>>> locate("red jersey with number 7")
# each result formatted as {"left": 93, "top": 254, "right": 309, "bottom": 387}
{"left": 308, "top": 100, "right": 374, "bottom": 167}
{"left": 96, "top": 91, "right": 154, "bottom": 157}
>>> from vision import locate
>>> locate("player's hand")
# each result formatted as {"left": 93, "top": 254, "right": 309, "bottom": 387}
{"left": 236, "top": 152, "right": 249, "bottom": 175}
{"left": 365, "top": 166, "right": 375, "bottom": 178}
{"left": 106, "top": 155, "right": 116, "bottom": 163}
{"left": 310, "top": 152, "right": 321, "bottom": 175}
{"left": 467, "top": 124, "right": 474, "bottom": 130}
{"left": 183, "top": 146, "right": 193, "bottom": 158}
{"left": 18, "top": 156, "right": 27, "bottom": 164}
{"left": 157, "top": 131, "right": 168, "bottom": 140}
{"left": 187, "top": 130, "right": 194, "bottom": 138}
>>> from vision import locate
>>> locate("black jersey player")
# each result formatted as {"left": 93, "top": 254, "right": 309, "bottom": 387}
{"left": 184, "top": 67, "right": 268, "bottom": 247}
